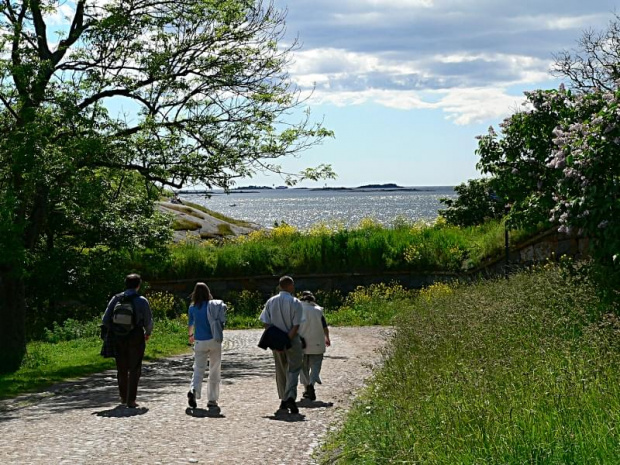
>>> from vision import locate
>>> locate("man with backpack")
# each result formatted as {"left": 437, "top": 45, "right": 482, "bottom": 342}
{"left": 102, "top": 273, "right": 153, "bottom": 408}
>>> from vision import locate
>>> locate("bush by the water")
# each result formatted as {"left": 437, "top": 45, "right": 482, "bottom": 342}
{"left": 322, "top": 265, "right": 620, "bottom": 464}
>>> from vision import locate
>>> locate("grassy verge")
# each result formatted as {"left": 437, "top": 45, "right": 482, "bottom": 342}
{"left": 149, "top": 218, "right": 534, "bottom": 280}
{"left": 0, "top": 319, "right": 188, "bottom": 399}
{"left": 321, "top": 265, "right": 620, "bottom": 464}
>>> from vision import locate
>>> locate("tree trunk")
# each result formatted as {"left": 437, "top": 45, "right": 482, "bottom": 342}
{"left": 0, "top": 272, "right": 27, "bottom": 373}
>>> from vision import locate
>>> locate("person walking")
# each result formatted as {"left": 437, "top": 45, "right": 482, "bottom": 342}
{"left": 260, "top": 275, "right": 304, "bottom": 414}
{"left": 102, "top": 273, "right": 153, "bottom": 408}
{"left": 187, "top": 282, "right": 227, "bottom": 410}
{"left": 298, "top": 291, "right": 331, "bottom": 401}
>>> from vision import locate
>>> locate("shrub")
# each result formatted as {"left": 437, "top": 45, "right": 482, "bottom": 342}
{"left": 146, "top": 291, "right": 179, "bottom": 319}
{"left": 43, "top": 318, "right": 100, "bottom": 343}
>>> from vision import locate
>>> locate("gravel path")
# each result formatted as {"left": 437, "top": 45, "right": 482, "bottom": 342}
{"left": 0, "top": 327, "right": 391, "bottom": 464}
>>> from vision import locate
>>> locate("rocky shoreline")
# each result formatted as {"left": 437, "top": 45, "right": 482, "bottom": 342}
{"left": 156, "top": 201, "right": 260, "bottom": 241}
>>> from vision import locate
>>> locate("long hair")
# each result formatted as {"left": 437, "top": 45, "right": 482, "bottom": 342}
{"left": 190, "top": 282, "right": 213, "bottom": 307}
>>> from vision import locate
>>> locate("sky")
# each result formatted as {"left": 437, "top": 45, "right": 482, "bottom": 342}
{"left": 242, "top": 0, "right": 618, "bottom": 188}
{"left": 39, "top": 1, "right": 619, "bottom": 189}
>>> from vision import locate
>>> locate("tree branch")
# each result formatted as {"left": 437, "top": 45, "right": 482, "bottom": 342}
{"left": 29, "top": 0, "right": 52, "bottom": 61}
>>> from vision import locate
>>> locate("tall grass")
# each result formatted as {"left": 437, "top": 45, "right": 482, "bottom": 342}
{"left": 149, "top": 218, "right": 518, "bottom": 279}
{"left": 321, "top": 265, "right": 620, "bottom": 464}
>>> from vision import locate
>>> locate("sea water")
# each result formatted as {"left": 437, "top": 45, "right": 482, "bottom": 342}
{"left": 181, "top": 186, "right": 455, "bottom": 230}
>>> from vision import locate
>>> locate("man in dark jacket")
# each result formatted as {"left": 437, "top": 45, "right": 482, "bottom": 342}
{"left": 102, "top": 274, "right": 153, "bottom": 408}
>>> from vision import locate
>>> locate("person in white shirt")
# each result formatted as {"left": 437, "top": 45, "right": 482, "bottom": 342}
{"left": 298, "top": 291, "right": 330, "bottom": 401}
{"left": 259, "top": 275, "right": 304, "bottom": 414}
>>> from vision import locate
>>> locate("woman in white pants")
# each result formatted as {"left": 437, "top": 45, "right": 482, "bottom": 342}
{"left": 187, "top": 282, "right": 227, "bottom": 409}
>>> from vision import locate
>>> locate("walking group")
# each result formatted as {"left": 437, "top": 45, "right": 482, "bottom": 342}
{"left": 101, "top": 274, "right": 330, "bottom": 414}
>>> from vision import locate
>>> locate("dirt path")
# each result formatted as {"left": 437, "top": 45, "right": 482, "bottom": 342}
{"left": 0, "top": 327, "right": 391, "bottom": 464}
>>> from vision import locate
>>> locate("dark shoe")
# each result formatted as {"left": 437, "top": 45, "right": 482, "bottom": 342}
{"left": 207, "top": 400, "right": 218, "bottom": 408}
{"left": 302, "top": 386, "right": 310, "bottom": 399}
{"left": 275, "top": 401, "right": 288, "bottom": 415}
{"left": 127, "top": 402, "right": 139, "bottom": 408}
{"left": 285, "top": 398, "right": 299, "bottom": 415}
{"left": 306, "top": 385, "right": 316, "bottom": 401}
{"left": 187, "top": 390, "right": 197, "bottom": 409}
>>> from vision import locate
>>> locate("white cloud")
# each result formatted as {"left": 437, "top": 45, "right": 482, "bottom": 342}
{"left": 304, "top": 86, "right": 524, "bottom": 125}
{"left": 277, "top": 0, "right": 618, "bottom": 127}
{"left": 288, "top": 46, "right": 550, "bottom": 123}
{"left": 432, "top": 87, "right": 526, "bottom": 125}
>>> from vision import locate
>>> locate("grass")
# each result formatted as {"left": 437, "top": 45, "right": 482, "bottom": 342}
{"left": 149, "top": 218, "right": 531, "bottom": 280}
{"left": 0, "top": 318, "right": 188, "bottom": 399}
{"left": 182, "top": 200, "right": 255, "bottom": 228}
{"left": 320, "top": 265, "right": 620, "bottom": 464}
{"left": 171, "top": 218, "right": 202, "bottom": 231}
{"left": 164, "top": 203, "right": 206, "bottom": 220}
{"left": 217, "top": 223, "right": 234, "bottom": 236}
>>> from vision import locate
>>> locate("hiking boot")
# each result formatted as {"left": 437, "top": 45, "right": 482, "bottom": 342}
{"left": 207, "top": 400, "right": 218, "bottom": 408}
{"left": 302, "top": 386, "right": 311, "bottom": 399}
{"left": 285, "top": 398, "right": 299, "bottom": 415}
{"left": 305, "top": 385, "right": 316, "bottom": 401}
{"left": 187, "top": 390, "right": 197, "bottom": 409}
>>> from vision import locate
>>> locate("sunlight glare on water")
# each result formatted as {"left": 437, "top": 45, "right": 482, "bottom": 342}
{"left": 182, "top": 187, "right": 455, "bottom": 230}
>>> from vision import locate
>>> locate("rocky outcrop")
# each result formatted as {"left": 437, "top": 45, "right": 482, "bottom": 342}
{"left": 156, "top": 201, "right": 260, "bottom": 241}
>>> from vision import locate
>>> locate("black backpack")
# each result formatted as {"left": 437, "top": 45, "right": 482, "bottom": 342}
{"left": 111, "top": 293, "right": 138, "bottom": 338}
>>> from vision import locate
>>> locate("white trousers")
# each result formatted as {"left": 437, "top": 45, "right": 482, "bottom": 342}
{"left": 190, "top": 339, "right": 222, "bottom": 402}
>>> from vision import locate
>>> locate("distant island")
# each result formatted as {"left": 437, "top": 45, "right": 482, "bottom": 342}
{"left": 311, "top": 183, "right": 428, "bottom": 192}
{"left": 358, "top": 183, "right": 401, "bottom": 189}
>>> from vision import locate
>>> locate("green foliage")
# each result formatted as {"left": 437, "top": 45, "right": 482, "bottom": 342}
{"left": 146, "top": 291, "right": 180, "bottom": 320}
{"left": 439, "top": 178, "right": 505, "bottom": 226}
{"left": 475, "top": 90, "right": 573, "bottom": 230}
{"left": 148, "top": 219, "right": 517, "bottom": 280}
{"left": 43, "top": 318, "right": 100, "bottom": 344}
{"left": 0, "top": 0, "right": 334, "bottom": 371}
{"left": 322, "top": 266, "right": 620, "bottom": 464}
{"left": 217, "top": 223, "right": 234, "bottom": 236}
{"left": 328, "top": 282, "right": 415, "bottom": 326}
{"left": 172, "top": 218, "right": 202, "bottom": 231}
{"left": 226, "top": 289, "right": 264, "bottom": 317}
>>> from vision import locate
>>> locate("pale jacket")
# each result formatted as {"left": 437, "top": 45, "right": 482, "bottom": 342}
{"left": 207, "top": 299, "right": 227, "bottom": 343}
{"left": 299, "top": 302, "right": 326, "bottom": 355}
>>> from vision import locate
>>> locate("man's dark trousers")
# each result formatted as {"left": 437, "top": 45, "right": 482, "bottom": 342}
{"left": 113, "top": 329, "right": 145, "bottom": 404}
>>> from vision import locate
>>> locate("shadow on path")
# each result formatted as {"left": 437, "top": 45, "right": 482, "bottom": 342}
{"left": 92, "top": 405, "right": 149, "bottom": 418}
{"left": 264, "top": 412, "right": 307, "bottom": 422}
{"left": 185, "top": 407, "right": 225, "bottom": 418}
{"left": 0, "top": 347, "right": 274, "bottom": 422}
{"left": 297, "top": 399, "right": 334, "bottom": 409}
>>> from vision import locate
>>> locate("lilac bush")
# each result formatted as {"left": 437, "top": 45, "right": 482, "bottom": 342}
{"left": 545, "top": 88, "right": 620, "bottom": 262}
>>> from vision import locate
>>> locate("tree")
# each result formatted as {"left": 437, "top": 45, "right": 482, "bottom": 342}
{"left": 553, "top": 14, "right": 620, "bottom": 92}
{"left": 475, "top": 89, "right": 575, "bottom": 230}
{"left": 438, "top": 178, "right": 504, "bottom": 227}
{"left": 544, "top": 88, "right": 620, "bottom": 264}
{"left": 0, "top": 0, "right": 333, "bottom": 372}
